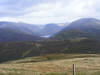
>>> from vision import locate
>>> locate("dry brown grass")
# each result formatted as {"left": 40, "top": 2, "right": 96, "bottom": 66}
{"left": 0, "top": 54, "right": 100, "bottom": 75}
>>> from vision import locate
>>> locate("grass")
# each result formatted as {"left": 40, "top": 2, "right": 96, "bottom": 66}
{"left": 0, "top": 54, "right": 100, "bottom": 75}
{"left": 46, "top": 72, "right": 68, "bottom": 75}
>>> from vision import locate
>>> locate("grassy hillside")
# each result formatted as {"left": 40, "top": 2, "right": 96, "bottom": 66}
{"left": 53, "top": 18, "right": 100, "bottom": 40}
{"left": 0, "top": 39, "right": 100, "bottom": 62}
{"left": 0, "top": 28, "right": 42, "bottom": 42}
{"left": 53, "top": 29, "right": 100, "bottom": 40}
{"left": 0, "top": 54, "right": 100, "bottom": 75}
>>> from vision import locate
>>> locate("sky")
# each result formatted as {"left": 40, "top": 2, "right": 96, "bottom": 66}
{"left": 0, "top": 0, "right": 100, "bottom": 24}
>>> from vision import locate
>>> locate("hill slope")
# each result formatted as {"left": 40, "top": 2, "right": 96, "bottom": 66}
{"left": 0, "top": 22, "right": 42, "bottom": 42}
{"left": 53, "top": 18, "right": 100, "bottom": 40}
{"left": 0, "top": 54, "right": 100, "bottom": 75}
{"left": 0, "top": 39, "right": 100, "bottom": 62}
{"left": 38, "top": 23, "right": 67, "bottom": 37}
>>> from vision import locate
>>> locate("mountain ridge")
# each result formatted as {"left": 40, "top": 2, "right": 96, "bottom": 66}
{"left": 53, "top": 18, "right": 100, "bottom": 40}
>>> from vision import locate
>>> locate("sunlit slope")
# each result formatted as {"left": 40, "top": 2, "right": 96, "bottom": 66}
{"left": 0, "top": 54, "right": 100, "bottom": 75}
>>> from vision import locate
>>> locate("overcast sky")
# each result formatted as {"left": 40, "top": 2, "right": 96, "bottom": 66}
{"left": 0, "top": 0, "right": 99, "bottom": 24}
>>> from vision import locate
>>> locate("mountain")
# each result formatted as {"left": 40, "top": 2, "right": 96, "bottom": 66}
{"left": 0, "top": 22, "right": 42, "bottom": 42}
{"left": 0, "top": 22, "right": 42, "bottom": 35}
{"left": 39, "top": 23, "right": 66, "bottom": 37}
{"left": 0, "top": 21, "right": 68, "bottom": 42}
{"left": 1, "top": 19, "right": 100, "bottom": 62}
{"left": 53, "top": 18, "right": 100, "bottom": 40}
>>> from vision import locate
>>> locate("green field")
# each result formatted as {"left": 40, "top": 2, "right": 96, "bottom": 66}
{"left": 0, "top": 54, "right": 100, "bottom": 75}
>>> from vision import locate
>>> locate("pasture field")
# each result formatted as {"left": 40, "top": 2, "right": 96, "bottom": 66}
{"left": 0, "top": 54, "right": 100, "bottom": 75}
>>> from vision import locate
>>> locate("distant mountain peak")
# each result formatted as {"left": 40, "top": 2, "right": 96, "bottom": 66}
{"left": 67, "top": 18, "right": 100, "bottom": 28}
{"left": 72, "top": 18, "right": 100, "bottom": 23}
{"left": 53, "top": 18, "right": 100, "bottom": 40}
{"left": 78, "top": 18, "right": 98, "bottom": 20}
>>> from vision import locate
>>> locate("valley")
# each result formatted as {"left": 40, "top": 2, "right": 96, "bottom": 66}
{"left": 0, "top": 18, "right": 100, "bottom": 75}
{"left": 0, "top": 0, "right": 100, "bottom": 75}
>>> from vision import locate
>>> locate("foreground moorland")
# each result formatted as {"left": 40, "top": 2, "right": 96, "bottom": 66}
{"left": 0, "top": 54, "right": 100, "bottom": 75}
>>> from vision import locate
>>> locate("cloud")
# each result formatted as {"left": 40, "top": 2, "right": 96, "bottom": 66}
{"left": 0, "top": 0, "right": 100, "bottom": 24}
